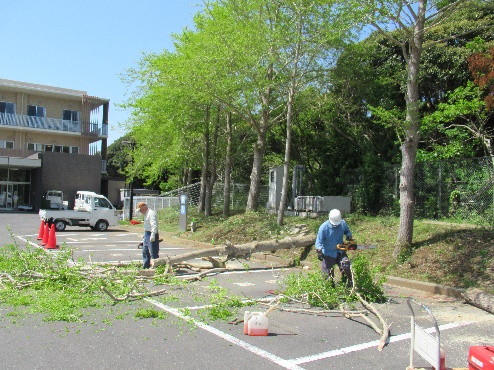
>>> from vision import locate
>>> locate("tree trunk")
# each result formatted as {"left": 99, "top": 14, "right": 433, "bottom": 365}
{"left": 223, "top": 111, "right": 232, "bottom": 217}
{"left": 198, "top": 106, "right": 210, "bottom": 214}
{"left": 277, "top": 92, "right": 294, "bottom": 226}
{"left": 277, "top": 18, "right": 301, "bottom": 227}
{"left": 247, "top": 63, "right": 273, "bottom": 212}
{"left": 395, "top": 1, "right": 425, "bottom": 255}
{"left": 182, "top": 165, "right": 193, "bottom": 187}
{"left": 151, "top": 234, "right": 315, "bottom": 268}
{"left": 396, "top": 135, "right": 418, "bottom": 254}
{"left": 187, "top": 167, "right": 193, "bottom": 186}
{"left": 205, "top": 106, "right": 219, "bottom": 217}
{"left": 246, "top": 121, "right": 267, "bottom": 211}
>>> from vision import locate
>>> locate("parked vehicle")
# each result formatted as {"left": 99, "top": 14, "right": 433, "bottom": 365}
{"left": 41, "top": 190, "right": 68, "bottom": 210}
{"left": 39, "top": 191, "right": 118, "bottom": 231}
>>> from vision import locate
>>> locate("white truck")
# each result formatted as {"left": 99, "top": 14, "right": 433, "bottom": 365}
{"left": 39, "top": 191, "right": 119, "bottom": 232}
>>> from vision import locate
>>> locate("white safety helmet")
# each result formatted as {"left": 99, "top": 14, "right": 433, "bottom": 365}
{"left": 329, "top": 209, "right": 342, "bottom": 226}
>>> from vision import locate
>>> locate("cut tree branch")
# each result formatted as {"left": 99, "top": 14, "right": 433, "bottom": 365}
{"left": 150, "top": 234, "right": 315, "bottom": 268}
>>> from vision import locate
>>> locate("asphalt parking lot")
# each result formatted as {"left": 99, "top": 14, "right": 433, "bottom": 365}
{"left": 1, "top": 212, "right": 493, "bottom": 369}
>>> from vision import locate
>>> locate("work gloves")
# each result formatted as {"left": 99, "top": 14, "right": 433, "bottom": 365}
{"left": 317, "top": 249, "right": 324, "bottom": 261}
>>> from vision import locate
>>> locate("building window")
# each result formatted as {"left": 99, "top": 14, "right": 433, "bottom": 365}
{"left": 62, "top": 109, "right": 80, "bottom": 122}
{"left": 27, "top": 143, "right": 43, "bottom": 151}
{"left": 0, "top": 101, "right": 15, "bottom": 114}
{"left": 28, "top": 143, "right": 79, "bottom": 153}
{"left": 0, "top": 140, "right": 14, "bottom": 149}
{"left": 27, "top": 105, "right": 45, "bottom": 118}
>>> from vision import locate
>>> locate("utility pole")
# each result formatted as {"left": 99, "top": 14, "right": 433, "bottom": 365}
{"left": 122, "top": 140, "right": 135, "bottom": 221}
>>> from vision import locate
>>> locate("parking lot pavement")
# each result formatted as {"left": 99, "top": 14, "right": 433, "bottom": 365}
{"left": 1, "top": 212, "right": 494, "bottom": 369}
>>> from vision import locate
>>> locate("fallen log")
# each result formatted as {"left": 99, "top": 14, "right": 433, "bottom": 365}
{"left": 150, "top": 234, "right": 316, "bottom": 268}
{"left": 462, "top": 288, "right": 494, "bottom": 314}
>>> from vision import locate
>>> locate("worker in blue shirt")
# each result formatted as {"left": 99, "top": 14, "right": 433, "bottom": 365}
{"left": 315, "top": 209, "right": 353, "bottom": 286}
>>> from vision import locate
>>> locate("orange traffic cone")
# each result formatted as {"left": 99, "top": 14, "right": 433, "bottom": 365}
{"left": 41, "top": 222, "right": 50, "bottom": 245}
{"left": 37, "top": 220, "right": 45, "bottom": 240}
{"left": 45, "top": 225, "right": 58, "bottom": 249}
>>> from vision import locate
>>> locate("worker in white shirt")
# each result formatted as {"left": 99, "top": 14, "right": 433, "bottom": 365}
{"left": 135, "top": 202, "right": 160, "bottom": 268}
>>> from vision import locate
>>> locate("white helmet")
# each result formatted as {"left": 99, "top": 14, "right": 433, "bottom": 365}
{"left": 329, "top": 209, "right": 342, "bottom": 225}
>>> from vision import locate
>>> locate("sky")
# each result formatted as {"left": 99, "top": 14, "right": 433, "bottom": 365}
{"left": 1, "top": 0, "right": 200, "bottom": 144}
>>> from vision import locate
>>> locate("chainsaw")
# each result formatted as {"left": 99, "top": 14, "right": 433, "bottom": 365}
{"left": 138, "top": 238, "right": 164, "bottom": 249}
{"left": 336, "top": 240, "right": 377, "bottom": 251}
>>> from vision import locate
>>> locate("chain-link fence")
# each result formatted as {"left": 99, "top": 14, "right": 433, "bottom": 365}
{"left": 122, "top": 182, "right": 269, "bottom": 220}
{"left": 123, "top": 156, "right": 494, "bottom": 226}
{"left": 346, "top": 156, "right": 494, "bottom": 226}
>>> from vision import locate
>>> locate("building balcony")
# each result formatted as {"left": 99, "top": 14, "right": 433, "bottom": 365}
{"left": 0, "top": 112, "right": 108, "bottom": 137}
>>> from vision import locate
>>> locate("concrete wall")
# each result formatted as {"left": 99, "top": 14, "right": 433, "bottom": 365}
{"left": 322, "top": 196, "right": 351, "bottom": 214}
{"left": 37, "top": 152, "right": 102, "bottom": 209}
{"left": 107, "top": 178, "right": 126, "bottom": 207}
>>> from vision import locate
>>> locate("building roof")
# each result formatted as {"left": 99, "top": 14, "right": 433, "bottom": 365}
{"left": 0, "top": 78, "right": 109, "bottom": 105}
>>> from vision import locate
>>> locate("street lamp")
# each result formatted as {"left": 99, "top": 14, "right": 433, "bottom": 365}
{"left": 122, "top": 140, "right": 135, "bottom": 221}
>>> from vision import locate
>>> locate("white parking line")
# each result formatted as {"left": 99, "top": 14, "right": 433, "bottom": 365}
{"left": 77, "top": 249, "right": 141, "bottom": 252}
{"left": 59, "top": 240, "right": 141, "bottom": 243}
{"left": 75, "top": 247, "right": 186, "bottom": 252}
{"left": 145, "top": 298, "right": 305, "bottom": 370}
{"left": 290, "top": 321, "right": 474, "bottom": 364}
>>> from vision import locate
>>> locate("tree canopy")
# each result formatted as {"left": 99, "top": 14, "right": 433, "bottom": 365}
{"left": 116, "top": 0, "right": 494, "bottom": 244}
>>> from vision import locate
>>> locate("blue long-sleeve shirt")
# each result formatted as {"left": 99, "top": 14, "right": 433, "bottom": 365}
{"left": 315, "top": 220, "right": 352, "bottom": 258}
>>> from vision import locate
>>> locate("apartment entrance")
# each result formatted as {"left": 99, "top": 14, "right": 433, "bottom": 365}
{"left": 0, "top": 169, "right": 32, "bottom": 210}
{"left": 0, "top": 156, "right": 41, "bottom": 210}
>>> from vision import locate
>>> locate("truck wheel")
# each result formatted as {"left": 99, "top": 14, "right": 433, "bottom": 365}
{"left": 95, "top": 220, "right": 109, "bottom": 231}
{"left": 54, "top": 220, "right": 66, "bottom": 231}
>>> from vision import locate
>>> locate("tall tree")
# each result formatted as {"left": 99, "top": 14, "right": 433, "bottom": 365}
{"left": 192, "top": 0, "right": 287, "bottom": 211}
{"left": 120, "top": 51, "right": 206, "bottom": 191}
{"left": 346, "top": 0, "right": 481, "bottom": 255}
{"left": 274, "top": 0, "right": 354, "bottom": 226}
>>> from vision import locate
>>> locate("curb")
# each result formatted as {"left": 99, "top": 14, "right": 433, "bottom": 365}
{"left": 251, "top": 252, "right": 466, "bottom": 299}
{"left": 384, "top": 276, "right": 465, "bottom": 299}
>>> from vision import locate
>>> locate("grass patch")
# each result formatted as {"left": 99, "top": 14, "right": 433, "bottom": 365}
{"left": 153, "top": 209, "right": 494, "bottom": 294}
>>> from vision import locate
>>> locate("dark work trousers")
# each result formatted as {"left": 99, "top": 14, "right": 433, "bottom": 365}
{"left": 142, "top": 231, "right": 160, "bottom": 269}
{"left": 321, "top": 251, "right": 352, "bottom": 286}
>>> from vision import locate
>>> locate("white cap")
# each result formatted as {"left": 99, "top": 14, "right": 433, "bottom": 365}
{"left": 329, "top": 209, "right": 342, "bottom": 225}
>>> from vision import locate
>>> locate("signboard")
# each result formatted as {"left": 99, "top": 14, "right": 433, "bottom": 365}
{"left": 413, "top": 324, "right": 440, "bottom": 367}
{"left": 179, "top": 193, "right": 188, "bottom": 232}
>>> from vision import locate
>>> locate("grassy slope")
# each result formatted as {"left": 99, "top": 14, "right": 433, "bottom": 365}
{"left": 155, "top": 209, "right": 494, "bottom": 294}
